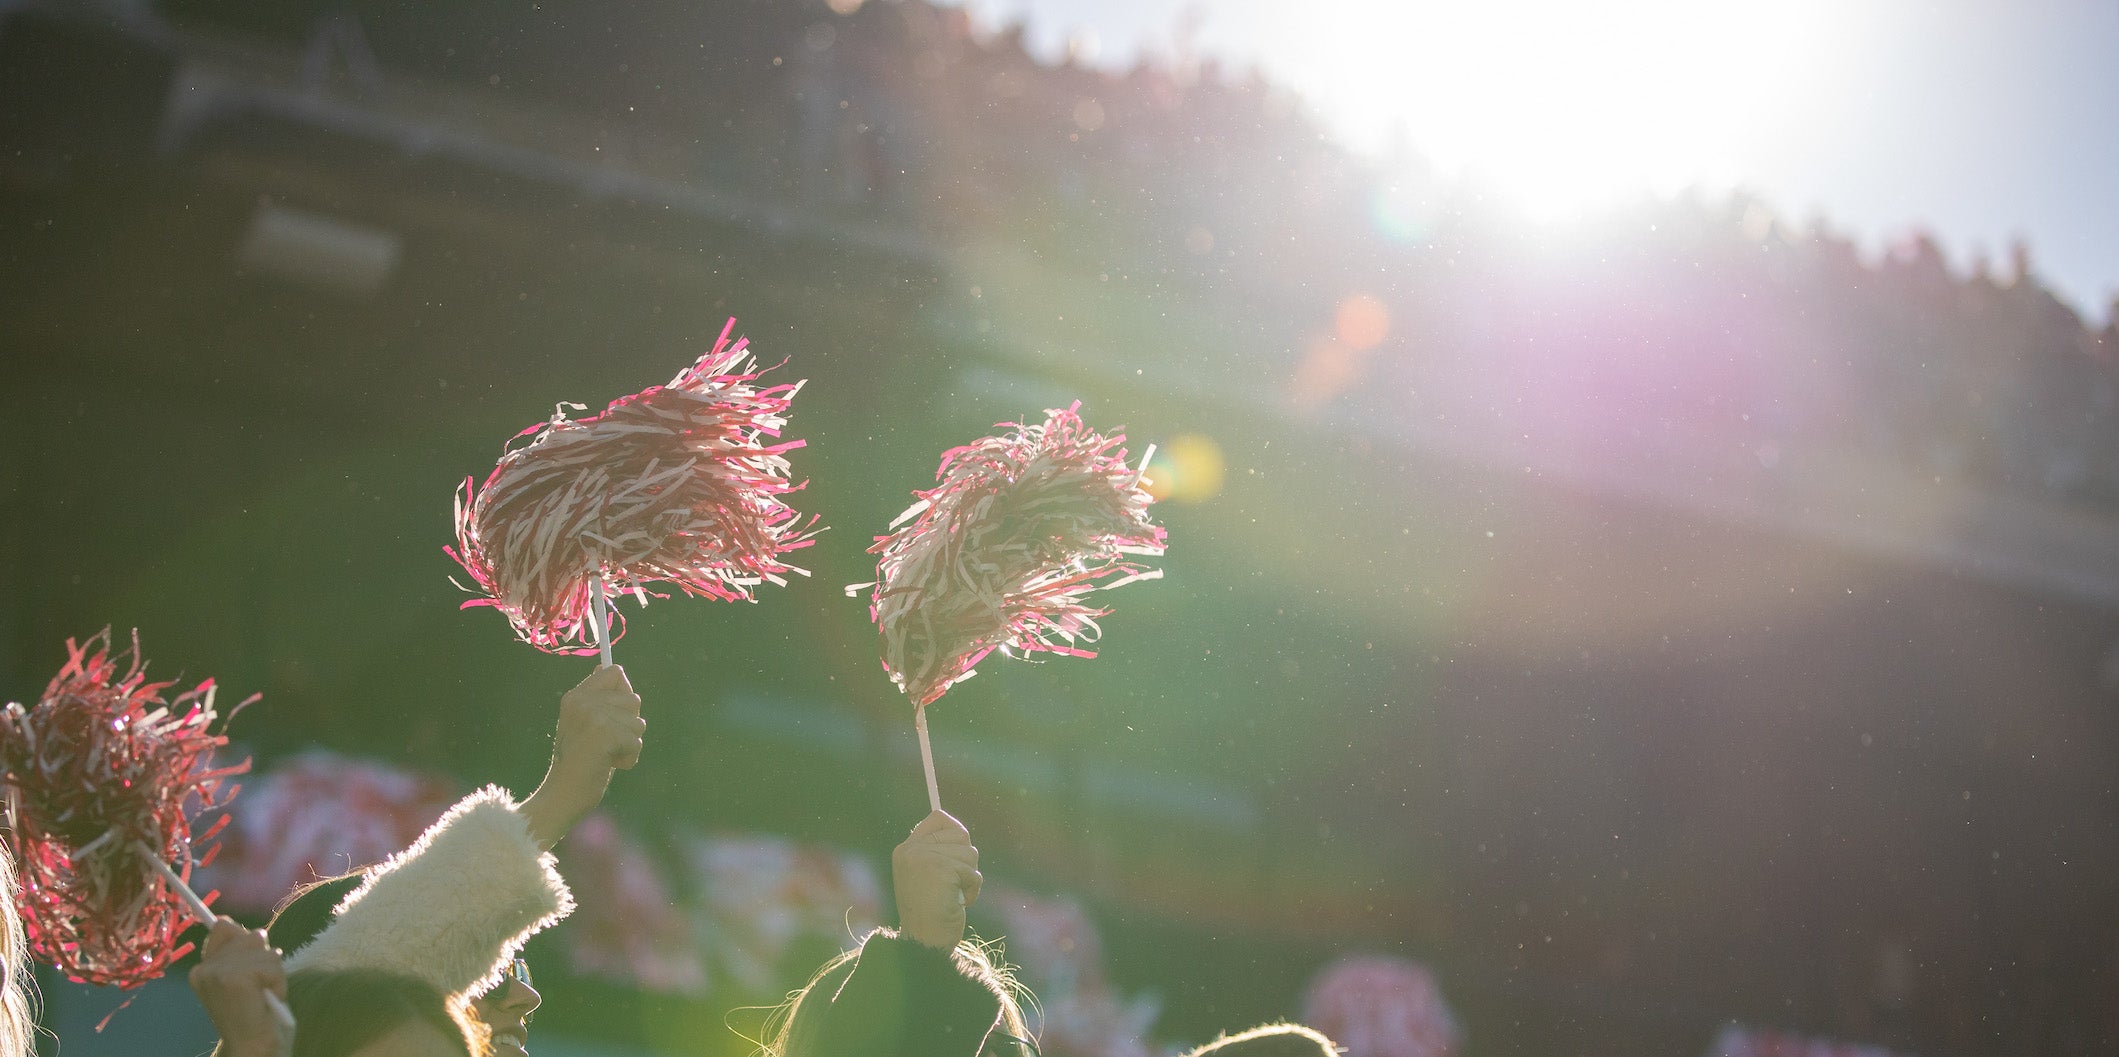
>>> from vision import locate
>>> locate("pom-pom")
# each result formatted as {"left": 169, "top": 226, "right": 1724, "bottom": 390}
{"left": 0, "top": 630, "right": 251, "bottom": 988}
{"left": 195, "top": 751, "right": 459, "bottom": 913}
{"left": 854, "top": 402, "right": 1167, "bottom": 706}
{"left": 449, "top": 318, "right": 820, "bottom": 653}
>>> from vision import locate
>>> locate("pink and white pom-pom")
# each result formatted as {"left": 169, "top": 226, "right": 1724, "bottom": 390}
{"left": 449, "top": 318, "right": 820, "bottom": 653}
{"left": 0, "top": 630, "right": 251, "bottom": 989}
{"left": 853, "top": 402, "right": 1167, "bottom": 707}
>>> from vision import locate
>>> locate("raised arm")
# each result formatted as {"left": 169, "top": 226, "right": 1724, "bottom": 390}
{"left": 520, "top": 664, "right": 647, "bottom": 850}
{"left": 893, "top": 810, "right": 983, "bottom": 950}
{"left": 784, "top": 811, "right": 1003, "bottom": 1057}
{"left": 283, "top": 666, "right": 644, "bottom": 996}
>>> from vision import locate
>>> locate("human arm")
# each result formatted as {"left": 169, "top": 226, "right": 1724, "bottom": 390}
{"left": 191, "top": 917, "right": 296, "bottom": 1057}
{"left": 274, "top": 671, "right": 637, "bottom": 995}
{"left": 519, "top": 664, "right": 646, "bottom": 850}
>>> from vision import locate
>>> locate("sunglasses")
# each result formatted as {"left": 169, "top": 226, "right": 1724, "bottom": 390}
{"left": 497, "top": 958, "right": 535, "bottom": 1025}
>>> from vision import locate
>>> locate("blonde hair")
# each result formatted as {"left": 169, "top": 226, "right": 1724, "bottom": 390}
{"left": 2, "top": 839, "right": 39, "bottom": 1057}
{"left": 762, "top": 934, "right": 1033, "bottom": 1057}
{"left": 1184, "top": 1022, "right": 1341, "bottom": 1057}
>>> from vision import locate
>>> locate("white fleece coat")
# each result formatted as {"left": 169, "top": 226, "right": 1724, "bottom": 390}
{"left": 283, "top": 785, "right": 574, "bottom": 998}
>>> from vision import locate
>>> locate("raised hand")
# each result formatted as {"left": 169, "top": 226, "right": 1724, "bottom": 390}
{"left": 892, "top": 810, "right": 983, "bottom": 950}
{"left": 190, "top": 917, "right": 296, "bottom": 1057}
{"left": 555, "top": 664, "right": 647, "bottom": 772}
{"left": 523, "top": 664, "right": 646, "bottom": 848}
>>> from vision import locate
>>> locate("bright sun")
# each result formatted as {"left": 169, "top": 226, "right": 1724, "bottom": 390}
{"left": 1287, "top": 0, "right": 1841, "bottom": 221}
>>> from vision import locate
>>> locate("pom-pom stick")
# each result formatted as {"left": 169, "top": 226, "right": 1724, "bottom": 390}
{"left": 137, "top": 845, "right": 296, "bottom": 1030}
{"left": 914, "top": 705, "right": 941, "bottom": 813}
{"left": 594, "top": 578, "right": 614, "bottom": 669}
{"left": 853, "top": 403, "right": 1167, "bottom": 807}
{"left": 0, "top": 630, "right": 252, "bottom": 992}
{"left": 449, "top": 318, "right": 820, "bottom": 656}
{"left": 136, "top": 843, "right": 214, "bottom": 924}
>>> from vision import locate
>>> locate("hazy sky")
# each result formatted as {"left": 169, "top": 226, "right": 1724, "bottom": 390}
{"left": 959, "top": 0, "right": 2119, "bottom": 322}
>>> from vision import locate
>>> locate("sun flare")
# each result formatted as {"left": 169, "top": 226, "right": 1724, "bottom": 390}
{"left": 1289, "top": 0, "right": 1840, "bottom": 220}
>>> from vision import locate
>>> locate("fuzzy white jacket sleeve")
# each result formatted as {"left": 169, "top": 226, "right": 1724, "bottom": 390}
{"left": 283, "top": 785, "right": 574, "bottom": 997}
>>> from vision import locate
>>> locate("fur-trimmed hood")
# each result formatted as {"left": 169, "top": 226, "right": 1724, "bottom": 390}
{"left": 284, "top": 785, "right": 574, "bottom": 997}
